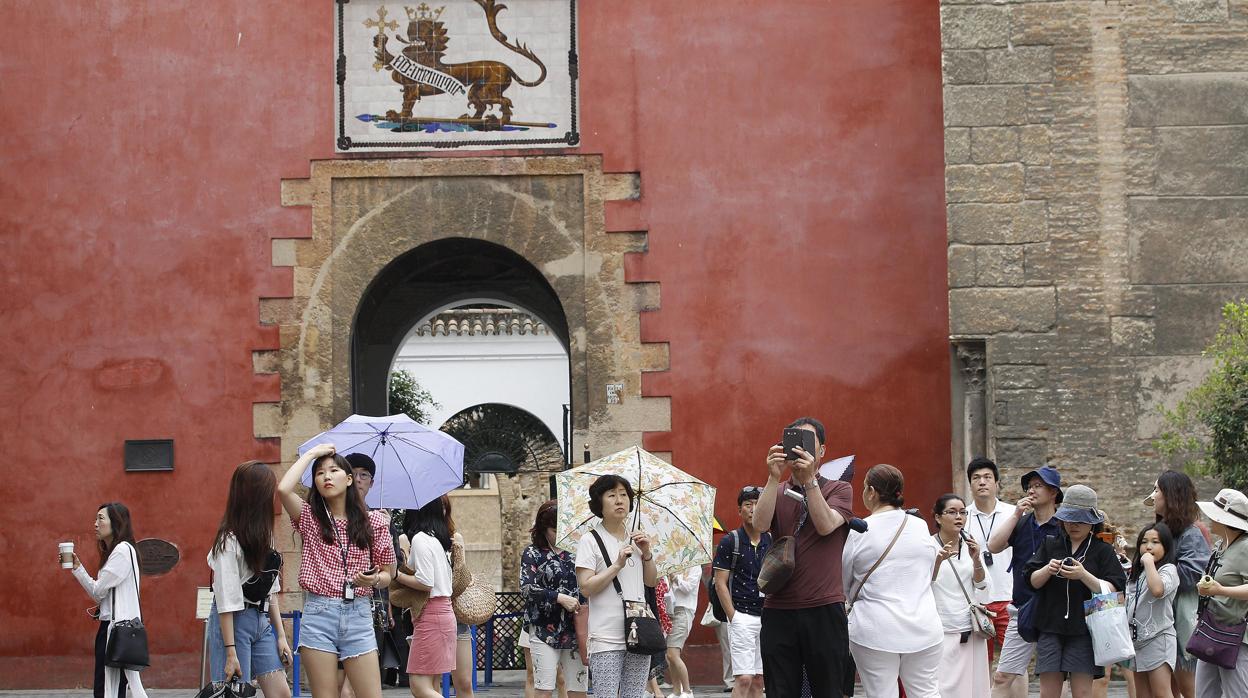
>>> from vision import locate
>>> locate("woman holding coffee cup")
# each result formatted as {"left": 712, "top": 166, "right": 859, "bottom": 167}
{"left": 65, "top": 502, "right": 149, "bottom": 698}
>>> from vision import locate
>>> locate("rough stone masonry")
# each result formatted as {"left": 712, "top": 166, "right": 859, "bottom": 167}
{"left": 942, "top": 0, "right": 1248, "bottom": 534}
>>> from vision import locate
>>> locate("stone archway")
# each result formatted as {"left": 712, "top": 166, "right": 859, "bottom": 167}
{"left": 253, "top": 156, "right": 671, "bottom": 598}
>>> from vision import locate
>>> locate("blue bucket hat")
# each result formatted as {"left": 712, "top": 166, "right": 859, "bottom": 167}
{"left": 1021, "top": 465, "right": 1061, "bottom": 492}
{"left": 1054, "top": 484, "right": 1104, "bottom": 525}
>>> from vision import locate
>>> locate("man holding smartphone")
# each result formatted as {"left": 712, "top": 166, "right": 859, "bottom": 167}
{"left": 752, "top": 418, "right": 854, "bottom": 698}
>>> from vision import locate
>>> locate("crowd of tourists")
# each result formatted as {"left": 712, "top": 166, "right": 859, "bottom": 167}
{"left": 63, "top": 417, "right": 1248, "bottom": 698}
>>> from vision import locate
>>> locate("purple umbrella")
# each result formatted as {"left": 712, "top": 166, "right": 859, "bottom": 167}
{"left": 298, "top": 414, "right": 464, "bottom": 510}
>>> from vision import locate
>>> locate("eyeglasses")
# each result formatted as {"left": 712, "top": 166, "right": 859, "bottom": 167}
{"left": 942, "top": 509, "right": 968, "bottom": 517}
{"left": 740, "top": 486, "right": 762, "bottom": 495}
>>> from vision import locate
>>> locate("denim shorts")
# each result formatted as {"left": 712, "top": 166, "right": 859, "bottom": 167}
{"left": 298, "top": 593, "right": 378, "bottom": 659}
{"left": 207, "top": 603, "right": 284, "bottom": 682}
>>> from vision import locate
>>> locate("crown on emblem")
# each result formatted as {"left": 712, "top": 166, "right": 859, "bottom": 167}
{"left": 405, "top": 3, "right": 445, "bottom": 21}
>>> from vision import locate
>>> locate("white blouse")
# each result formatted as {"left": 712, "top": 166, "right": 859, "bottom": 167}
{"left": 842, "top": 510, "right": 943, "bottom": 653}
{"left": 73, "top": 542, "right": 141, "bottom": 622}
{"left": 207, "top": 534, "right": 281, "bottom": 613}
{"left": 930, "top": 535, "right": 991, "bottom": 633}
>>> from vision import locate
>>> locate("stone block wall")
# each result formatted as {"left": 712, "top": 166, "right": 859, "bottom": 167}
{"left": 942, "top": 0, "right": 1248, "bottom": 533}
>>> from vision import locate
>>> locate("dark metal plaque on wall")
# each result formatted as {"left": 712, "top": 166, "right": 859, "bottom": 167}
{"left": 124, "top": 439, "right": 174, "bottom": 472}
{"left": 135, "top": 538, "right": 180, "bottom": 576}
{"left": 336, "top": 0, "right": 579, "bottom": 151}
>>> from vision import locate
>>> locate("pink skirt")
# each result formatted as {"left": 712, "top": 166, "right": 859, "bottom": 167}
{"left": 408, "top": 596, "right": 456, "bottom": 676}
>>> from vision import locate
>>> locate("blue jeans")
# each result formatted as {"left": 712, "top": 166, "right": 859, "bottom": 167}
{"left": 207, "top": 603, "right": 284, "bottom": 682}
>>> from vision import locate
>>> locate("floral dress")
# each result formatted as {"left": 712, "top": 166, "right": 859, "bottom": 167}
{"left": 520, "top": 544, "right": 584, "bottom": 650}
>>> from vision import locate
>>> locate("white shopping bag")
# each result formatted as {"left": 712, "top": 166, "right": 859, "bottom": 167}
{"left": 1084, "top": 582, "right": 1135, "bottom": 666}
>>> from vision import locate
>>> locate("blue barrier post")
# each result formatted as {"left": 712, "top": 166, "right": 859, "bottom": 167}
{"left": 471, "top": 625, "right": 479, "bottom": 692}
{"left": 282, "top": 610, "right": 302, "bottom": 697}
{"left": 484, "top": 615, "right": 495, "bottom": 686}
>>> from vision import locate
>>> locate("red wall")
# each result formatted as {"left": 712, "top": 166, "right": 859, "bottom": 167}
{"left": 1, "top": 1, "right": 947, "bottom": 687}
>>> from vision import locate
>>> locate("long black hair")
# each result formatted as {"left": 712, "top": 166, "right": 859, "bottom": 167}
{"left": 307, "top": 453, "right": 373, "bottom": 549}
{"left": 1129, "top": 522, "right": 1176, "bottom": 582}
{"left": 405, "top": 496, "right": 452, "bottom": 552}
{"left": 1156, "top": 470, "right": 1200, "bottom": 538}
{"left": 97, "top": 502, "right": 139, "bottom": 567}
{"left": 213, "top": 461, "right": 276, "bottom": 572}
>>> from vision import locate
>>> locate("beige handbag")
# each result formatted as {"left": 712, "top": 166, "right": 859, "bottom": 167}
{"left": 452, "top": 573, "right": 497, "bottom": 626}
{"left": 451, "top": 539, "right": 471, "bottom": 597}
{"left": 388, "top": 562, "right": 431, "bottom": 619}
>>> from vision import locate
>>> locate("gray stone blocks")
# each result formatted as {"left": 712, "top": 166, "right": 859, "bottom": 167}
{"left": 985, "top": 46, "right": 1055, "bottom": 84}
{"left": 947, "top": 201, "right": 1048, "bottom": 243}
{"left": 947, "top": 163, "right": 1025, "bottom": 202}
{"left": 942, "top": 5, "right": 1011, "bottom": 49}
{"left": 1128, "top": 198, "right": 1248, "bottom": 284}
{"left": 971, "top": 126, "right": 1021, "bottom": 163}
{"left": 945, "top": 85, "right": 1029, "bottom": 126}
{"left": 1128, "top": 73, "right": 1248, "bottom": 126}
{"left": 949, "top": 287, "right": 1057, "bottom": 334}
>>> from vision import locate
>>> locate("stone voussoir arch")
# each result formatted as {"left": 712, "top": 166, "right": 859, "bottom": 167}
{"left": 253, "top": 155, "right": 670, "bottom": 600}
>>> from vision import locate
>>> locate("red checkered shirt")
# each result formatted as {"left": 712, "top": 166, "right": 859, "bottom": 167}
{"left": 292, "top": 502, "right": 396, "bottom": 598}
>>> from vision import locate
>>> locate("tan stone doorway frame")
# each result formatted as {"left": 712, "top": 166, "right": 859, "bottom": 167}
{"left": 254, "top": 156, "right": 670, "bottom": 592}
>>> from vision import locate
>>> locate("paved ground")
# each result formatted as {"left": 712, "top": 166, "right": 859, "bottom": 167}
{"left": 0, "top": 672, "right": 1132, "bottom": 697}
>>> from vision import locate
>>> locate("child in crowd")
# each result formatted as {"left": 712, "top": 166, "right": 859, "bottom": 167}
{"left": 1126, "top": 523, "right": 1179, "bottom": 698}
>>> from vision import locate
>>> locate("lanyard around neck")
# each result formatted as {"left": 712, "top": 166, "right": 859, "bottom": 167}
{"left": 324, "top": 502, "right": 351, "bottom": 578}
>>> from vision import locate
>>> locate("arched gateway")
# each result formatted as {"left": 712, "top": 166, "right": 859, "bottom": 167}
{"left": 253, "top": 156, "right": 671, "bottom": 600}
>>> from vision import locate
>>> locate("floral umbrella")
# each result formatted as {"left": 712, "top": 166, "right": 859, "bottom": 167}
{"left": 554, "top": 446, "right": 717, "bottom": 578}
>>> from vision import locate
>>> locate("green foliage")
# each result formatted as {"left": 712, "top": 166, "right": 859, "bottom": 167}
{"left": 388, "top": 370, "right": 440, "bottom": 425}
{"left": 1156, "top": 300, "right": 1248, "bottom": 491}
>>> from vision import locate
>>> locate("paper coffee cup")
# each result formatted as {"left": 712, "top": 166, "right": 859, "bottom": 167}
{"left": 59, "top": 541, "right": 74, "bottom": 568}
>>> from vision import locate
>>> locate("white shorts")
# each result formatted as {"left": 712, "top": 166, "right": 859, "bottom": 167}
{"left": 727, "top": 612, "right": 763, "bottom": 677}
{"left": 519, "top": 628, "right": 531, "bottom": 649}
{"left": 667, "top": 607, "right": 694, "bottom": 649}
{"left": 530, "top": 636, "right": 589, "bottom": 692}
{"left": 996, "top": 604, "right": 1035, "bottom": 677}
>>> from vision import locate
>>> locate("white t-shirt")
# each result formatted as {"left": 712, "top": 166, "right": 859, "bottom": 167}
{"left": 207, "top": 534, "right": 281, "bottom": 613}
{"left": 409, "top": 532, "right": 453, "bottom": 598}
{"left": 965, "top": 498, "right": 1016, "bottom": 604}
{"left": 668, "top": 566, "right": 701, "bottom": 612}
{"left": 930, "top": 536, "right": 991, "bottom": 633}
{"left": 842, "top": 509, "right": 943, "bottom": 653}
{"left": 575, "top": 524, "right": 645, "bottom": 655}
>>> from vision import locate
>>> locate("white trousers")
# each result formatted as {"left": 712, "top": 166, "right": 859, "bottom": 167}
{"left": 1195, "top": 651, "right": 1248, "bottom": 698}
{"left": 850, "top": 640, "right": 942, "bottom": 698}
{"left": 938, "top": 633, "right": 990, "bottom": 698}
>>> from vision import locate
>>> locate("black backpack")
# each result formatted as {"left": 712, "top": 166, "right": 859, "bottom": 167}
{"left": 707, "top": 530, "right": 741, "bottom": 622}
{"left": 240, "top": 549, "right": 283, "bottom": 605}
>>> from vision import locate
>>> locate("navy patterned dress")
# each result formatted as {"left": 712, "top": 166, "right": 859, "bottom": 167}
{"left": 520, "top": 544, "right": 584, "bottom": 650}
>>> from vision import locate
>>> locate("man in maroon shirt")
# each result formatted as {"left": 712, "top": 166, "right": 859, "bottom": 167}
{"left": 752, "top": 417, "right": 854, "bottom": 698}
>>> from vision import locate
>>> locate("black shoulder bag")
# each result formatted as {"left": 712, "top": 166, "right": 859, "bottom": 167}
{"left": 105, "top": 543, "right": 150, "bottom": 670}
{"left": 708, "top": 529, "right": 740, "bottom": 622}
{"left": 590, "top": 529, "right": 666, "bottom": 655}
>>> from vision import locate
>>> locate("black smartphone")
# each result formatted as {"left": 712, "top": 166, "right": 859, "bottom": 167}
{"left": 782, "top": 428, "right": 817, "bottom": 460}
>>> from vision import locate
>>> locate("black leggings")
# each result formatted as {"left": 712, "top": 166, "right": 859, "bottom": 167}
{"left": 94, "top": 621, "right": 128, "bottom": 698}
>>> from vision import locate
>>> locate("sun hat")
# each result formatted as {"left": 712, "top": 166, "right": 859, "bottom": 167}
{"left": 1054, "top": 484, "right": 1105, "bottom": 525}
{"left": 1197, "top": 488, "right": 1248, "bottom": 532}
{"left": 1021, "top": 465, "right": 1061, "bottom": 492}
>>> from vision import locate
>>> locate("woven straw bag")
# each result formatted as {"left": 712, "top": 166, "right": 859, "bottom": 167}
{"left": 452, "top": 573, "right": 497, "bottom": 626}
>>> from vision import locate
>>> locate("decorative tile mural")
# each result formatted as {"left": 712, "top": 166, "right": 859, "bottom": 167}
{"left": 337, "top": 0, "right": 577, "bottom": 151}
